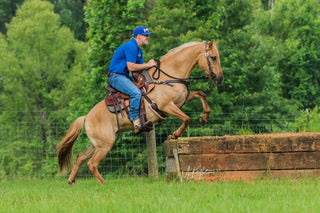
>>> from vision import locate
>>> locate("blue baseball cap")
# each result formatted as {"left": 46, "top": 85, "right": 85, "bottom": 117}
{"left": 133, "top": 26, "right": 153, "bottom": 36}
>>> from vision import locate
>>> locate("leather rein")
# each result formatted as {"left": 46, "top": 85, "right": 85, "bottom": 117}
{"left": 149, "top": 42, "right": 215, "bottom": 87}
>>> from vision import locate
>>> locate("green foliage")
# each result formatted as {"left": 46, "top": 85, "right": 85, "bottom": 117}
{"left": 0, "top": 0, "right": 87, "bottom": 177}
{"left": 262, "top": 0, "right": 320, "bottom": 108}
{"left": 1, "top": 0, "right": 87, "bottom": 112}
{"left": 0, "top": 0, "right": 24, "bottom": 33}
{"left": 297, "top": 106, "right": 320, "bottom": 132}
{"left": 51, "top": 0, "right": 88, "bottom": 41}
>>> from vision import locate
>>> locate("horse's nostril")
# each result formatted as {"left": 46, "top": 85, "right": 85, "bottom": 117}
{"left": 215, "top": 77, "right": 224, "bottom": 85}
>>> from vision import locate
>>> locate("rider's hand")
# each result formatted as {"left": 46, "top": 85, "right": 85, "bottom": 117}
{"left": 147, "top": 59, "right": 157, "bottom": 68}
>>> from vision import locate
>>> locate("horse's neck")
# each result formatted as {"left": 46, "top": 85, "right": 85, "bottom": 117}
{"left": 158, "top": 45, "right": 202, "bottom": 79}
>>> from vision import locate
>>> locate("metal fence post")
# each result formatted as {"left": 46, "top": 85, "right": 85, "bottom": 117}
{"left": 306, "top": 108, "right": 310, "bottom": 130}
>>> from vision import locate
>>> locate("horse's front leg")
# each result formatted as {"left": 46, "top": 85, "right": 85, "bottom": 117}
{"left": 186, "top": 91, "right": 210, "bottom": 125}
{"left": 162, "top": 102, "right": 190, "bottom": 139}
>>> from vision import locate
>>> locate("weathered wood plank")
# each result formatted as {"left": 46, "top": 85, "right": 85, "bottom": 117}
{"left": 165, "top": 133, "right": 320, "bottom": 181}
{"left": 165, "top": 133, "right": 320, "bottom": 154}
{"left": 164, "top": 140, "right": 177, "bottom": 156}
{"left": 179, "top": 152, "right": 320, "bottom": 171}
{"left": 181, "top": 169, "right": 320, "bottom": 182}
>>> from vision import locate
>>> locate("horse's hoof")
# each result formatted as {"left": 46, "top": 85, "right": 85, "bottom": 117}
{"left": 199, "top": 117, "right": 206, "bottom": 126}
{"left": 199, "top": 116, "right": 207, "bottom": 126}
{"left": 167, "top": 135, "right": 177, "bottom": 140}
{"left": 68, "top": 178, "right": 75, "bottom": 186}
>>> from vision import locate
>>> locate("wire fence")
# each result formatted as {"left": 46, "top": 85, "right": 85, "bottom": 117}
{"left": 0, "top": 111, "right": 314, "bottom": 179}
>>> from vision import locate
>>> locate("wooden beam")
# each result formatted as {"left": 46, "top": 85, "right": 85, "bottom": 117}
{"left": 179, "top": 152, "right": 320, "bottom": 171}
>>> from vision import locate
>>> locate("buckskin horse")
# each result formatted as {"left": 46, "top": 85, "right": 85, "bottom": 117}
{"left": 57, "top": 40, "right": 224, "bottom": 184}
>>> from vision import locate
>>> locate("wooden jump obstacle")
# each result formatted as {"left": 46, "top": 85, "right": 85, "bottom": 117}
{"left": 164, "top": 133, "right": 320, "bottom": 181}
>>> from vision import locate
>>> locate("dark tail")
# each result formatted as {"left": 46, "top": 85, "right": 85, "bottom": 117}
{"left": 56, "top": 116, "right": 86, "bottom": 174}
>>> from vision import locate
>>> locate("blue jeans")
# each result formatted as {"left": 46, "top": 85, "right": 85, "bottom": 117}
{"left": 108, "top": 74, "right": 141, "bottom": 121}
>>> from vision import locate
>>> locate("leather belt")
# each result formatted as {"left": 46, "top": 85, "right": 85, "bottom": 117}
{"left": 108, "top": 72, "right": 117, "bottom": 77}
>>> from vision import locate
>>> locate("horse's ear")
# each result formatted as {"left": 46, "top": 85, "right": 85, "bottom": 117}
{"left": 208, "top": 40, "right": 214, "bottom": 48}
{"left": 215, "top": 41, "right": 219, "bottom": 46}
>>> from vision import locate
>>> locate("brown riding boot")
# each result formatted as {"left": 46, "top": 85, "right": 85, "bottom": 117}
{"left": 133, "top": 118, "right": 142, "bottom": 134}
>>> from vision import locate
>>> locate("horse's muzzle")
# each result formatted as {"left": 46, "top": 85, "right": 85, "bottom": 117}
{"left": 214, "top": 76, "right": 224, "bottom": 85}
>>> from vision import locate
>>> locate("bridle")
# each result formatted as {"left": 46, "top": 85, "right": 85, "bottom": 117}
{"left": 205, "top": 43, "right": 216, "bottom": 79}
{"left": 149, "top": 42, "right": 215, "bottom": 87}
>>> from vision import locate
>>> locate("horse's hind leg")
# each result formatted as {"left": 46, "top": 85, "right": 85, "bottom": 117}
{"left": 84, "top": 100, "right": 116, "bottom": 184}
{"left": 68, "top": 145, "right": 95, "bottom": 185}
{"left": 87, "top": 147, "right": 112, "bottom": 184}
{"left": 186, "top": 91, "right": 210, "bottom": 125}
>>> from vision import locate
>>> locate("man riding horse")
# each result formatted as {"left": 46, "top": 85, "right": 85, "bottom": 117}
{"left": 57, "top": 35, "right": 224, "bottom": 184}
{"left": 107, "top": 26, "right": 157, "bottom": 134}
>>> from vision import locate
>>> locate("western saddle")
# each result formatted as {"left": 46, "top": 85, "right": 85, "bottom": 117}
{"left": 105, "top": 71, "right": 166, "bottom": 136}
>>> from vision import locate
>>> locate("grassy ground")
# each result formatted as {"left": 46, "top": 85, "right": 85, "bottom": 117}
{"left": 1, "top": 177, "right": 320, "bottom": 213}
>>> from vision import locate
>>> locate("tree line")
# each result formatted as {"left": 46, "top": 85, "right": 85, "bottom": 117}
{"left": 0, "top": 0, "right": 319, "bottom": 177}
{"left": 1, "top": 0, "right": 319, "bottom": 121}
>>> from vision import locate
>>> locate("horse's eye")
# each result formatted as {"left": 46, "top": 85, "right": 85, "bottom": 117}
{"left": 210, "top": 56, "right": 216, "bottom": 61}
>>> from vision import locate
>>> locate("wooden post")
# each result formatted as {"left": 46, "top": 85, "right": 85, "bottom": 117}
{"left": 145, "top": 126, "right": 158, "bottom": 178}
{"left": 173, "top": 149, "right": 182, "bottom": 182}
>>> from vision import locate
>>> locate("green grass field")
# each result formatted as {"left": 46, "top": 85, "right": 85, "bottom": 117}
{"left": 1, "top": 177, "right": 320, "bottom": 213}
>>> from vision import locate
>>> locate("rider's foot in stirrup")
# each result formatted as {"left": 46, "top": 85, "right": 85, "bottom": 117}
{"left": 133, "top": 118, "right": 142, "bottom": 134}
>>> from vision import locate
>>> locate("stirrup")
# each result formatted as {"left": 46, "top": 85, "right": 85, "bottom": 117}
{"left": 133, "top": 118, "right": 141, "bottom": 134}
{"left": 133, "top": 119, "right": 153, "bottom": 134}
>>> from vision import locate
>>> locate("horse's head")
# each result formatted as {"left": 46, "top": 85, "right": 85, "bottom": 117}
{"left": 198, "top": 40, "right": 224, "bottom": 85}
